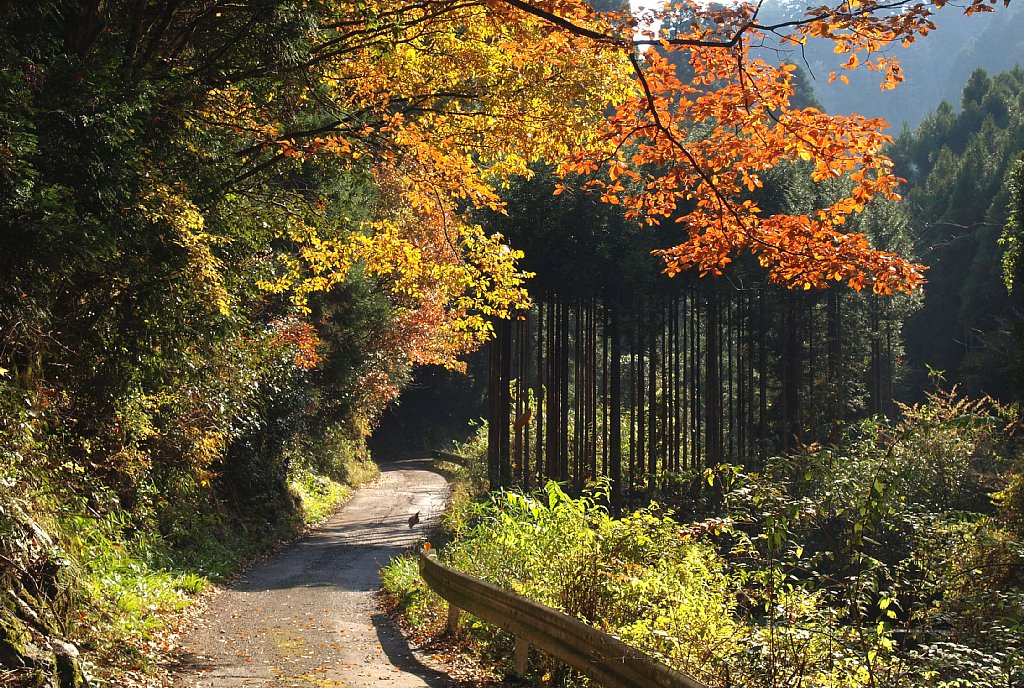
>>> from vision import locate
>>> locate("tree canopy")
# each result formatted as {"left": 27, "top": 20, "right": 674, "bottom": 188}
{"left": 11, "top": 0, "right": 975, "bottom": 342}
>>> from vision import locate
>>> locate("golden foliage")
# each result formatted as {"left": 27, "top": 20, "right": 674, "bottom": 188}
{"left": 195, "top": 0, "right": 985, "bottom": 364}
{"left": 138, "top": 183, "right": 232, "bottom": 316}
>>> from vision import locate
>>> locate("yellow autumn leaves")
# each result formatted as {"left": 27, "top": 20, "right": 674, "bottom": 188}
{"left": 187, "top": 0, "right": 636, "bottom": 368}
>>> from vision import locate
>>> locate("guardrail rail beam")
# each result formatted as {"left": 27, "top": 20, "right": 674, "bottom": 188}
{"left": 418, "top": 548, "right": 708, "bottom": 688}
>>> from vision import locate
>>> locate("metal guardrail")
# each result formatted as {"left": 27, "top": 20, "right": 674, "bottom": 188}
{"left": 417, "top": 549, "right": 708, "bottom": 688}
{"left": 430, "top": 450, "right": 471, "bottom": 466}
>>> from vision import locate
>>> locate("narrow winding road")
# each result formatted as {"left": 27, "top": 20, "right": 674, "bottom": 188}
{"left": 170, "top": 457, "right": 453, "bottom": 688}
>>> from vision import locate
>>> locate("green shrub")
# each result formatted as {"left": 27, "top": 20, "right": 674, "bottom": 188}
{"left": 385, "top": 482, "right": 743, "bottom": 685}
{"left": 712, "top": 389, "right": 1024, "bottom": 687}
{"left": 288, "top": 471, "right": 350, "bottom": 524}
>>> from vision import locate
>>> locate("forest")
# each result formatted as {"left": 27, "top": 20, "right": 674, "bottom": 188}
{"left": 1, "top": 0, "right": 1022, "bottom": 687}
{"left": 382, "top": 67, "right": 1024, "bottom": 687}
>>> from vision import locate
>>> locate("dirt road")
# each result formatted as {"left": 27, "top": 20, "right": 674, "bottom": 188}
{"left": 170, "top": 458, "right": 453, "bottom": 688}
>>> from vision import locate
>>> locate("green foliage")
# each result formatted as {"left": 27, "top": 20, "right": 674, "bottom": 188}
{"left": 890, "top": 67, "right": 1024, "bottom": 399}
{"left": 1002, "top": 157, "right": 1024, "bottom": 293}
{"left": 288, "top": 472, "right": 350, "bottom": 525}
{"left": 451, "top": 420, "right": 490, "bottom": 465}
{"left": 713, "top": 389, "right": 1024, "bottom": 687}
{"left": 285, "top": 425, "right": 379, "bottom": 487}
{"left": 0, "top": 430, "right": 379, "bottom": 685}
{"left": 0, "top": 2, "right": 423, "bottom": 681}
{"left": 286, "top": 428, "right": 379, "bottom": 523}
{"left": 386, "top": 390, "right": 1024, "bottom": 687}
{"left": 384, "top": 481, "right": 740, "bottom": 682}
{"left": 380, "top": 555, "right": 443, "bottom": 630}
{"left": 430, "top": 421, "right": 492, "bottom": 537}
{"left": 61, "top": 509, "right": 205, "bottom": 645}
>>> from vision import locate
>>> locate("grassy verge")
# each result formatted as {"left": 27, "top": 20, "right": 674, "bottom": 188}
{"left": 289, "top": 471, "right": 353, "bottom": 525}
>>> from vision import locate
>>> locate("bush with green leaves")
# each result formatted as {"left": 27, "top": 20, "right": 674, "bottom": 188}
{"left": 713, "top": 389, "right": 1024, "bottom": 687}
{"left": 386, "top": 482, "right": 741, "bottom": 684}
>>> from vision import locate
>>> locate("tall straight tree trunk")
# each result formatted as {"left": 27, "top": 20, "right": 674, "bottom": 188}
{"left": 726, "top": 294, "right": 735, "bottom": 460}
{"left": 692, "top": 290, "right": 700, "bottom": 466}
{"left": 705, "top": 291, "right": 722, "bottom": 466}
{"left": 885, "top": 311, "right": 894, "bottom": 418}
{"left": 826, "top": 292, "right": 843, "bottom": 443}
{"left": 636, "top": 315, "right": 646, "bottom": 494}
{"left": 628, "top": 319, "right": 637, "bottom": 502}
{"left": 488, "top": 324, "right": 501, "bottom": 489}
{"left": 498, "top": 317, "right": 513, "bottom": 486}
{"left": 869, "top": 297, "right": 883, "bottom": 416}
{"left": 666, "top": 298, "right": 674, "bottom": 472}
{"left": 758, "top": 290, "right": 768, "bottom": 463}
{"left": 573, "top": 300, "right": 583, "bottom": 490}
{"left": 807, "top": 295, "right": 817, "bottom": 442}
{"left": 679, "top": 292, "right": 688, "bottom": 470}
{"left": 584, "top": 300, "right": 595, "bottom": 482}
{"left": 782, "top": 293, "right": 802, "bottom": 451}
{"left": 647, "top": 322, "right": 658, "bottom": 492}
{"left": 535, "top": 298, "right": 545, "bottom": 484}
{"left": 718, "top": 294, "right": 726, "bottom": 460}
{"left": 602, "top": 303, "right": 610, "bottom": 478}
{"left": 513, "top": 316, "right": 524, "bottom": 484}
{"left": 748, "top": 290, "right": 756, "bottom": 459}
{"left": 673, "top": 295, "right": 682, "bottom": 472}
{"left": 545, "top": 297, "right": 559, "bottom": 479}
{"left": 519, "top": 314, "right": 531, "bottom": 488}
{"left": 662, "top": 301, "right": 673, "bottom": 472}
{"left": 609, "top": 303, "right": 623, "bottom": 510}
{"left": 692, "top": 292, "right": 702, "bottom": 467}
{"left": 559, "top": 298, "right": 571, "bottom": 481}
{"left": 590, "top": 298, "right": 600, "bottom": 481}
{"left": 737, "top": 291, "right": 747, "bottom": 460}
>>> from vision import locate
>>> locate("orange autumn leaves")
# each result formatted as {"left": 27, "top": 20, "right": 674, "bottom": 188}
{"left": 556, "top": 0, "right": 938, "bottom": 294}
{"left": 198, "top": 0, "right": 976, "bottom": 375}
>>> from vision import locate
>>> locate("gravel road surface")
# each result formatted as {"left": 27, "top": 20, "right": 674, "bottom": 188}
{"left": 169, "top": 457, "right": 452, "bottom": 688}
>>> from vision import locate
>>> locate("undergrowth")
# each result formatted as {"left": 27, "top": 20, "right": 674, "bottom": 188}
{"left": 381, "top": 391, "right": 1024, "bottom": 687}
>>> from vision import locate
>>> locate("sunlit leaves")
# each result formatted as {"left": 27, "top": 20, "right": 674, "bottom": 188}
{"left": 137, "top": 182, "right": 231, "bottom": 316}
{"left": 197, "top": 0, "right": 986, "bottom": 361}
{"left": 192, "top": 0, "right": 632, "bottom": 369}
{"left": 549, "top": 0, "right": 934, "bottom": 294}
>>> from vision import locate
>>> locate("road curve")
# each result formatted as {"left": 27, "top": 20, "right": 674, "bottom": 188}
{"left": 169, "top": 457, "right": 452, "bottom": 688}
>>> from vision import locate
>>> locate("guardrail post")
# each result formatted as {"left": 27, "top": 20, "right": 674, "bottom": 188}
{"left": 513, "top": 636, "right": 529, "bottom": 675}
{"left": 446, "top": 602, "right": 461, "bottom": 635}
